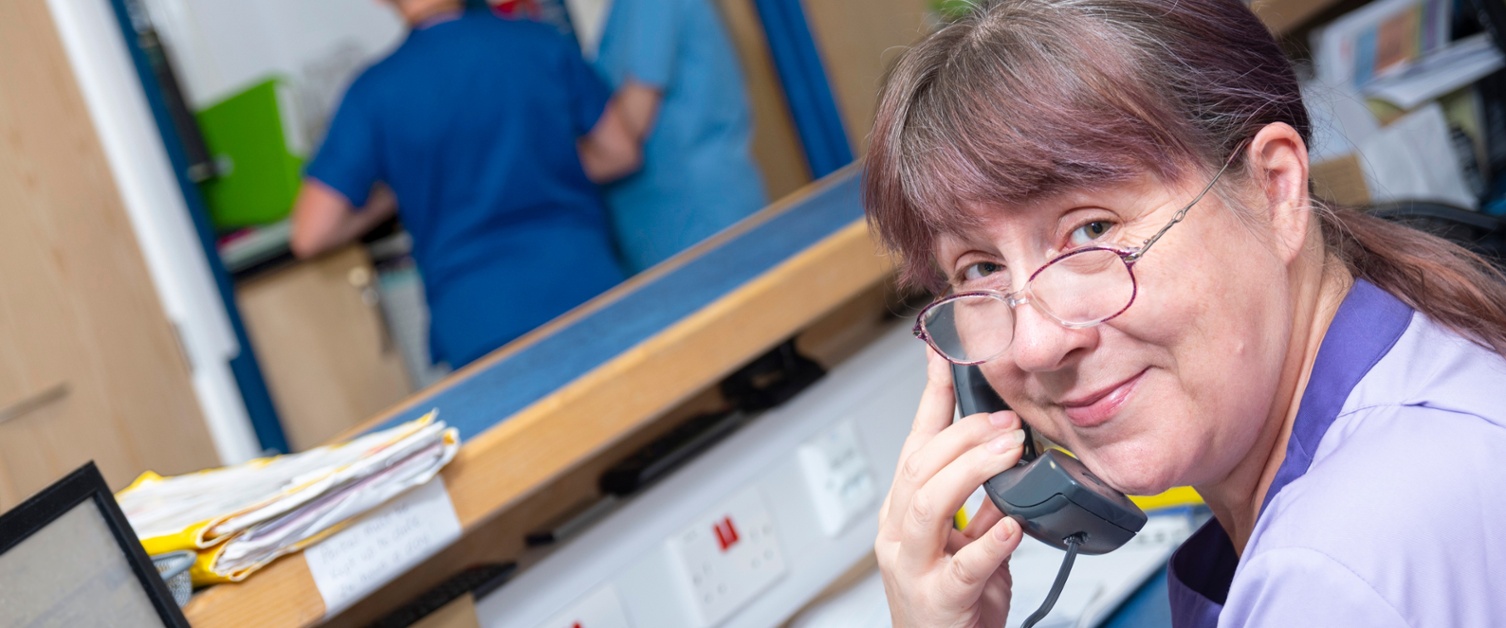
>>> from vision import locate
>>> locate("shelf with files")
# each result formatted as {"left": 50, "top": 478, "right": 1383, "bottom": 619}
{"left": 180, "top": 164, "right": 899, "bottom": 627}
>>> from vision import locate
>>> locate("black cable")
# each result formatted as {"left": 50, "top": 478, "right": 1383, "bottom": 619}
{"left": 1020, "top": 534, "right": 1084, "bottom": 628}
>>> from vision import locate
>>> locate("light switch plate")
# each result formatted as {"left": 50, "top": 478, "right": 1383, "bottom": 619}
{"left": 666, "top": 487, "right": 787, "bottom": 627}
{"left": 797, "top": 420, "right": 878, "bottom": 537}
{"left": 533, "top": 584, "right": 633, "bottom": 628}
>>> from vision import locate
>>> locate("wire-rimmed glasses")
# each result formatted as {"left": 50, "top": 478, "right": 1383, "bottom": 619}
{"left": 914, "top": 149, "right": 1244, "bottom": 365}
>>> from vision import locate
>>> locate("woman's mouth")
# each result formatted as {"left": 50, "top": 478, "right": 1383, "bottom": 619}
{"left": 1060, "top": 369, "right": 1147, "bottom": 428}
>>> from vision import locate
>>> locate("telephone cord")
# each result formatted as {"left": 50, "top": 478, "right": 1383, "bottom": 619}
{"left": 1019, "top": 534, "right": 1084, "bottom": 628}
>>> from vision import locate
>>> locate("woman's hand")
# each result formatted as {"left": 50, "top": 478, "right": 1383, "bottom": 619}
{"left": 877, "top": 349, "right": 1029, "bottom": 628}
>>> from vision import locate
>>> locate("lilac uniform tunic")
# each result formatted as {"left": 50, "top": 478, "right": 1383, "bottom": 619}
{"left": 1167, "top": 280, "right": 1506, "bottom": 627}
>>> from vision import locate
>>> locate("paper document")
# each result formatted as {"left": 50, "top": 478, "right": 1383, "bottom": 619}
{"left": 116, "top": 412, "right": 460, "bottom": 585}
{"left": 1357, "top": 102, "right": 1478, "bottom": 209}
{"left": 1364, "top": 33, "right": 1505, "bottom": 110}
{"left": 304, "top": 477, "right": 462, "bottom": 616}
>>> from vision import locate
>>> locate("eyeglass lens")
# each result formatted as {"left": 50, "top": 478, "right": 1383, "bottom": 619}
{"left": 922, "top": 248, "right": 1135, "bottom": 363}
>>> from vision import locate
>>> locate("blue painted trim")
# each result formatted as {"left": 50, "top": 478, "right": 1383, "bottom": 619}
{"left": 373, "top": 171, "right": 864, "bottom": 441}
{"left": 105, "top": 0, "right": 289, "bottom": 454}
{"left": 753, "top": 0, "right": 855, "bottom": 177}
{"left": 1103, "top": 567, "right": 1173, "bottom": 628}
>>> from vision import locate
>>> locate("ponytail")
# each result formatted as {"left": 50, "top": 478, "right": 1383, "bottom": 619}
{"left": 1318, "top": 204, "right": 1506, "bottom": 355}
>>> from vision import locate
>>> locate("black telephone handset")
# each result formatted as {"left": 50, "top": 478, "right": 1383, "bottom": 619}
{"left": 951, "top": 364, "right": 1147, "bottom": 555}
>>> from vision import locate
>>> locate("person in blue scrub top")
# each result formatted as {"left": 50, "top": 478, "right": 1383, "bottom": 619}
{"left": 863, "top": 1, "right": 1506, "bottom": 626}
{"left": 290, "top": 0, "right": 642, "bottom": 368}
{"left": 591, "top": 0, "right": 769, "bottom": 273}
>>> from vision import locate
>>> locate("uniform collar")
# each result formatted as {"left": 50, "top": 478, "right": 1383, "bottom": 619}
{"left": 1166, "top": 280, "right": 1413, "bottom": 628}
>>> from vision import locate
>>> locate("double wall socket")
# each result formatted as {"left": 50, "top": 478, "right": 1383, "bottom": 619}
{"left": 665, "top": 487, "right": 787, "bottom": 626}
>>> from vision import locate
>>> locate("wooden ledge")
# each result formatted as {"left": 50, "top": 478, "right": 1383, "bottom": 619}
{"left": 184, "top": 167, "right": 896, "bottom": 626}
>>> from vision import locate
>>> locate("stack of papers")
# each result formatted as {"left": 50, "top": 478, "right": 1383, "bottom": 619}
{"left": 116, "top": 413, "right": 459, "bottom": 586}
{"left": 1312, "top": 0, "right": 1453, "bottom": 90}
{"left": 1303, "top": 0, "right": 1495, "bottom": 210}
{"left": 1363, "top": 33, "right": 1506, "bottom": 110}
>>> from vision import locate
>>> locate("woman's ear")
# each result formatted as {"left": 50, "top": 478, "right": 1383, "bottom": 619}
{"left": 1245, "top": 123, "right": 1312, "bottom": 264}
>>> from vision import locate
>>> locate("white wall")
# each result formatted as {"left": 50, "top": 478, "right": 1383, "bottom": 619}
{"left": 139, "top": 0, "right": 405, "bottom": 153}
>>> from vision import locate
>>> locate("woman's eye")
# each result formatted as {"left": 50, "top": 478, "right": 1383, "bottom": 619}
{"left": 1069, "top": 220, "right": 1114, "bottom": 246}
{"left": 962, "top": 261, "right": 1005, "bottom": 282}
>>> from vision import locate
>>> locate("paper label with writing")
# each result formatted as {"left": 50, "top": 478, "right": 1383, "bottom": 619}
{"left": 304, "top": 477, "right": 462, "bottom": 616}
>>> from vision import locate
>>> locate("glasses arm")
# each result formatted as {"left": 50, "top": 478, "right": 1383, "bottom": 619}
{"left": 1125, "top": 141, "right": 1249, "bottom": 263}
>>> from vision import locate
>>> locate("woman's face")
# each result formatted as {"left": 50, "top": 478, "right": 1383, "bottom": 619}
{"left": 935, "top": 172, "right": 1296, "bottom": 495}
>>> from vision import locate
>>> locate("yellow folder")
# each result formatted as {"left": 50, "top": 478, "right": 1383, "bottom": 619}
{"left": 117, "top": 412, "right": 459, "bottom": 585}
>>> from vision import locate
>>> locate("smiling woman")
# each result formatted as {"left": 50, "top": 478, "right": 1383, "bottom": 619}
{"left": 862, "top": 1, "right": 1506, "bottom": 627}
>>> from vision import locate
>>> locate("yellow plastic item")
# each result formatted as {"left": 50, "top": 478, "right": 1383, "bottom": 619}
{"left": 953, "top": 485, "right": 1203, "bottom": 531}
{"left": 1130, "top": 486, "right": 1204, "bottom": 511}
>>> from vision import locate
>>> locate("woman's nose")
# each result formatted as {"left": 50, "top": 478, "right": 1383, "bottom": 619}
{"left": 1008, "top": 302, "right": 1098, "bottom": 373}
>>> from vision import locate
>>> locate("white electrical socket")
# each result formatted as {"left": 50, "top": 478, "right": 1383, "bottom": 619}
{"left": 797, "top": 419, "right": 879, "bottom": 537}
{"left": 665, "top": 487, "right": 788, "bottom": 627}
{"left": 532, "top": 584, "right": 633, "bottom": 628}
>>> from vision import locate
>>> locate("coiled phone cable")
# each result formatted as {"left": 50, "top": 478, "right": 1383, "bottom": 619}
{"left": 1019, "top": 533, "right": 1085, "bottom": 628}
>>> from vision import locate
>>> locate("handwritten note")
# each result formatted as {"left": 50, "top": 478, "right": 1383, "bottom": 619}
{"left": 304, "top": 478, "right": 462, "bottom": 616}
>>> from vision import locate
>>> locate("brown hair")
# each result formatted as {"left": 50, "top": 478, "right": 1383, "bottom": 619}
{"left": 864, "top": 0, "right": 1506, "bottom": 354}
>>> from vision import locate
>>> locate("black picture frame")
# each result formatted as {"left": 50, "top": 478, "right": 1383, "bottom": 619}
{"left": 0, "top": 462, "right": 190, "bottom": 628}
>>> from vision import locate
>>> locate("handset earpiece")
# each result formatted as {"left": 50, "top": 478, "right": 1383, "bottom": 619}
{"left": 950, "top": 364, "right": 1147, "bottom": 555}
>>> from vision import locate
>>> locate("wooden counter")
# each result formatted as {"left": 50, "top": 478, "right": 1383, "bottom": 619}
{"left": 179, "top": 4, "right": 1333, "bottom": 621}
{"left": 183, "top": 165, "right": 895, "bottom": 626}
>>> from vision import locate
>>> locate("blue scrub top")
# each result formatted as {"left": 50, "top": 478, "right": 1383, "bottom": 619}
{"left": 593, "top": 0, "right": 769, "bottom": 273}
{"left": 307, "top": 12, "right": 626, "bottom": 367}
{"left": 1167, "top": 281, "right": 1506, "bottom": 626}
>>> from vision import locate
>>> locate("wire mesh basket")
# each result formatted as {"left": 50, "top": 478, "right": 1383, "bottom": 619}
{"left": 151, "top": 550, "right": 196, "bottom": 607}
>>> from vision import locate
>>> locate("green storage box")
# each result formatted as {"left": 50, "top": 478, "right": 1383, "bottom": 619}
{"left": 196, "top": 78, "right": 306, "bottom": 231}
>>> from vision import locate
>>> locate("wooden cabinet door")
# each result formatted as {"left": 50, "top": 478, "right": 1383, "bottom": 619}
{"left": 0, "top": 2, "right": 220, "bottom": 509}
{"left": 235, "top": 246, "right": 413, "bottom": 451}
{"left": 716, "top": 0, "right": 934, "bottom": 196}
{"left": 719, "top": 0, "right": 813, "bottom": 201}
{"left": 802, "top": 0, "right": 935, "bottom": 153}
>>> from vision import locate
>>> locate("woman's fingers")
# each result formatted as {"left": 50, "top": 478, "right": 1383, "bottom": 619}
{"left": 881, "top": 348, "right": 960, "bottom": 532}
{"left": 876, "top": 351, "right": 1025, "bottom": 625}
{"left": 943, "top": 516, "right": 1024, "bottom": 601}
{"left": 946, "top": 499, "right": 1006, "bottom": 554}
{"left": 897, "top": 348, "right": 959, "bottom": 463}
{"left": 951, "top": 496, "right": 1012, "bottom": 551}
{"left": 897, "top": 427, "right": 1026, "bottom": 575}
{"left": 963, "top": 498, "right": 1006, "bottom": 541}
{"left": 901, "top": 409, "right": 1018, "bottom": 495}
{"left": 882, "top": 407, "right": 1018, "bottom": 539}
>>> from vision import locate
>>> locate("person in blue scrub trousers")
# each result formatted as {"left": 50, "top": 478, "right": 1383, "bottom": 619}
{"left": 290, "top": 0, "right": 642, "bottom": 368}
{"left": 591, "top": 0, "right": 769, "bottom": 273}
{"left": 865, "top": 1, "right": 1506, "bottom": 626}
